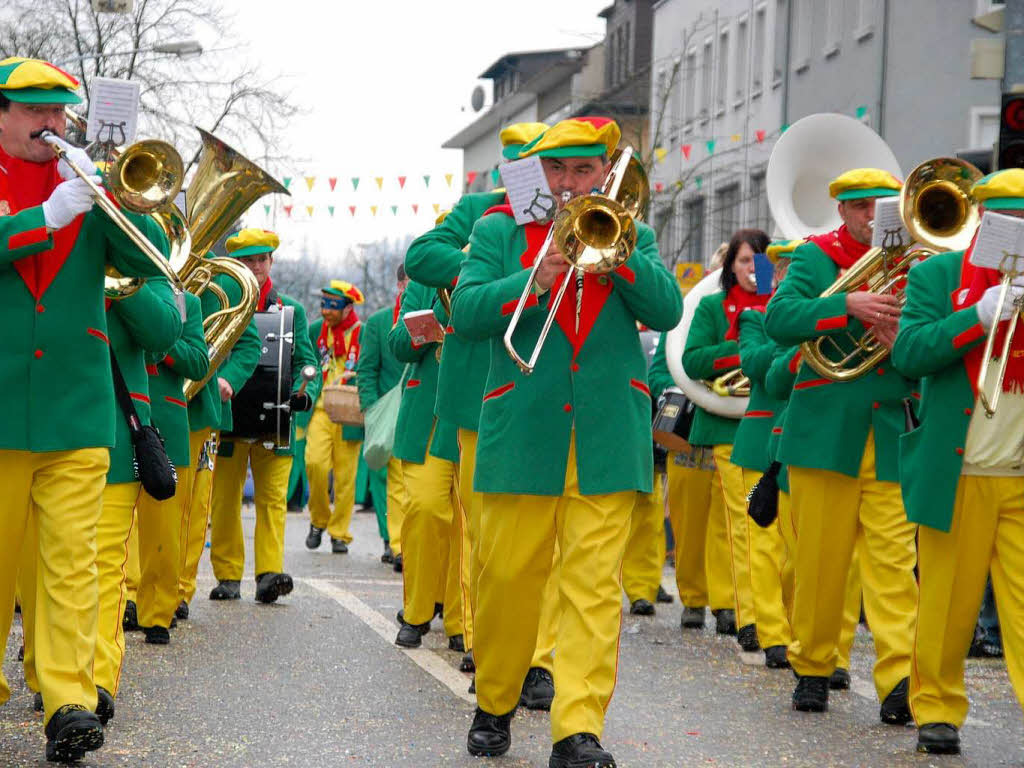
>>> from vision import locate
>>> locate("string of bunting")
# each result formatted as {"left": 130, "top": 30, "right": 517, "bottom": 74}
{"left": 259, "top": 201, "right": 450, "bottom": 219}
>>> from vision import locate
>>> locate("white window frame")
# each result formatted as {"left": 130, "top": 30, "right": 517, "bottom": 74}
{"left": 683, "top": 48, "right": 697, "bottom": 133}
{"left": 976, "top": 0, "right": 1006, "bottom": 15}
{"left": 856, "top": 0, "right": 877, "bottom": 42}
{"left": 823, "top": 0, "right": 842, "bottom": 58}
{"left": 700, "top": 37, "right": 714, "bottom": 124}
{"left": 752, "top": 3, "right": 767, "bottom": 96}
{"left": 716, "top": 27, "right": 730, "bottom": 116}
{"left": 734, "top": 13, "right": 749, "bottom": 108}
{"left": 792, "top": 0, "right": 811, "bottom": 73}
{"left": 969, "top": 105, "right": 1000, "bottom": 149}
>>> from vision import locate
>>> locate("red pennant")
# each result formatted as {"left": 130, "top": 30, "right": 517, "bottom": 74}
{"left": 283, "top": 205, "right": 293, "bottom": 218}
{"left": 328, "top": 177, "right": 338, "bottom": 191}
{"left": 681, "top": 144, "right": 692, "bottom": 160}
{"left": 467, "top": 171, "right": 477, "bottom": 186}
{"left": 348, "top": 205, "right": 356, "bottom": 216}
{"left": 655, "top": 182, "right": 664, "bottom": 193}
{"left": 398, "top": 176, "right": 407, "bottom": 189}
{"left": 412, "top": 204, "right": 419, "bottom": 214}
{"left": 755, "top": 130, "right": 766, "bottom": 143}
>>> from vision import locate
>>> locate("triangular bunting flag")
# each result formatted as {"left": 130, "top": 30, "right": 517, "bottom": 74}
{"left": 374, "top": 177, "right": 384, "bottom": 190}
{"left": 674, "top": 180, "right": 684, "bottom": 190}
{"left": 329, "top": 177, "right": 338, "bottom": 191}
{"left": 263, "top": 204, "right": 270, "bottom": 215}
{"left": 654, "top": 182, "right": 664, "bottom": 193}
{"left": 780, "top": 123, "right": 790, "bottom": 133}
{"left": 730, "top": 134, "right": 741, "bottom": 142}
{"left": 755, "top": 130, "right": 766, "bottom": 143}
{"left": 445, "top": 173, "right": 453, "bottom": 187}
{"left": 855, "top": 105, "right": 868, "bottom": 119}
{"left": 695, "top": 176, "right": 703, "bottom": 190}
{"left": 352, "top": 177, "right": 360, "bottom": 190}
{"left": 654, "top": 147, "right": 668, "bottom": 163}
{"left": 398, "top": 176, "right": 407, "bottom": 189}
{"left": 329, "top": 205, "right": 335, "bottom": 217}
{"left": 284, "top": 204, "right": 293, "bottom": 217}
{"left": 423, "top": 174, "right": 431, "bottom": 187}
{"left": 305, "top": 176, "right": 316, "bottom": 192}
{"left": 371, "top": 205, "right": 378, "bottom": 216}
{"left": 283, "top": 177, "right": 292, "bottom": 190}
{"left": 433, "top": 203, "right": 441, "bottom": 215}
{"left": 491, "top": 168, "right": 500, "bottom": 185}
{"left": 348, "top": 205, "right": 356, "bottom": 216}
{"left": 391, "top": 205, "right": 398, "bottom": 215}
{"left": 467, "top": 171, "right": 478, "bottom": 186}
{"left": 706, "top": 140, "right": 716, "bottom": 155}
{"left": 306, "top": 205, "right": 314, "bottom": 217}
{"left": 412, "top": 204, "right": 419, "bottom": 214}
{"left": 681, "top": 144, "right": 692, "bottom": 160}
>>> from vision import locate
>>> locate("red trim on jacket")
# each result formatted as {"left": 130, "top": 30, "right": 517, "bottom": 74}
{"left": 405, "top": 378, "right": 421, "bottom": 388}
{"left": 165, "top": 396, "right": 187, "bottom": 408}
{"left": 483, "top": 382, "right": 515, "bottom": 401}
{"left": 794, "top": 377, "right": 831, "bottom": 390}
{"left": 502, "top": 293, "right": 537, "bottom": 316}
{"left": 629, "top": 378, "right": 650, "bottom": 396}
{"left": 712, "top": 354, "right": 741, "bottom": 370}
{"left": 815, "top": 315, "right": 848, "bottom": 331}
{"left": 615, "top": 264, "right": 636, "bottom": 284}
{"left": 145, "top": 364, "right": 159, "bottom": 375}
{"left": 130, "top": 392, "right": 150, "bottom": 404}
{"left": 787, "top": 351, "right": 802, "bottom": 374}
{"left": 953, "top": 323, "right": 984, "bottom": 350}
{"left": 8, "top": 226, "right": 49, "bottom": 251}
{"left": 744, "top": 410, "right": 774, "bottom": 418}
{"left": 87, "top": 327, "right": 109, "bottom": 344}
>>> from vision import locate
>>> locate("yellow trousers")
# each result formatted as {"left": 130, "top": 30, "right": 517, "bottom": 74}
{"left": 457, "top": 428, "right": 483, "bottom": 647}
{"left": 741, "top": 468, "right": 793, "bottom": 649}
{"left": 306, "top": 407, "right": 361, "bottom": 542}
{"left": 531, "top": 541, "right": 561, "bottom": 673}
{"left": 788, "top": 433, "right": 917, "bottom": 699}
{"left": 136, "top": 461, "right": 191, "bottom": 628}
{"left": 18, "top": 528, "right": 40, "bottom": 694}
{"left": 401, "top": 448, "right": 460, "bottom": 627}
{"left": 178, "top": 429, "right": 218, "bottom": 605}
{"left": 386, "top": 456, "right": 406, "bottom": 556}
{"left": 713, "top": 445, "right": 755, "bottom": 629}
{"left": 666, "top": 458, "right": 733, "bottom": 610}
{"left": 911, "top": 475, "right": 1024, "bottom": 727}
{"left": 210, "top": 441, "right": 293, "bottom": 580}
{"left": 0, "top": 449, "right": 109, "bottom": 724}
{"left": 622, "top": 473, "right": 666, "bottom": 603}
{"left": 474, "top": 437, "right": 635, "bottom": 742}
{"left": 125, "top": 515, "right": 139, "bottom": 602}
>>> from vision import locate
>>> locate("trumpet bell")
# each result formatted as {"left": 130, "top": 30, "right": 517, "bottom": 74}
{"left": 556, "top": 196, "right": 636, "bottom": 273}
{"left": 900, "top": 157, "right": 982, "bottom": 253}
{"left": 108, "top": 139, "right": 184, "bottom": 214}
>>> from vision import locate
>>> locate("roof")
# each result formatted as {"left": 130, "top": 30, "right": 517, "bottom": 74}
{"left": 479, "top": 47, "right": 587, "bottom": 79}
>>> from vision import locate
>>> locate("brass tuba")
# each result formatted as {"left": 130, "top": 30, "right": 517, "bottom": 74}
{"left": 179, "top": 128, "right": 289, "bottom": 400}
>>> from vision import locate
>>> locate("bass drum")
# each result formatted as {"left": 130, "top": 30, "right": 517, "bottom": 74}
{"left": 225, "top": 305, "right": 295, "bottom": 449}
{"left": 663, "top": 268, "right": 748, "bottom": 419}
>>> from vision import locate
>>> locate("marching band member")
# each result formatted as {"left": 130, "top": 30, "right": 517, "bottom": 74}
{"left": 682, "top": 228, "right": 772, "bottom": 654}
{"left": 892, "top": 169, "right": 1024, "bottom": 755}
{"left": 305, "top": 280, "right": 366, "bottom": 553}
{"left": 208, "top": 229, "right": 316, "bottom": 602}
{"left": 355, "top": 263, "right": 409, "bottom": 565}
{"left": 452, "top": 116, "right": 682, "bottom": 767}
{"left": 765, "top": 168, "right": 917, "bottom": 721}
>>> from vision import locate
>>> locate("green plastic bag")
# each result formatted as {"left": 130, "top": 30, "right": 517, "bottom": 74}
{"left": 362, "top": 366, "right": 407, "bottom": 471}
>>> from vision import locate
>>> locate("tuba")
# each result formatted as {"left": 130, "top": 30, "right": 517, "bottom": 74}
{"left": 179, "top": 128, "right": 289, "bottom": 400}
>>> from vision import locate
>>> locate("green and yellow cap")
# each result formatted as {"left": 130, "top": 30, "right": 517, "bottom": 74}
{"left": 0, "top": 57, "right": 82, "bottom": 104}
{"left": 500, "top": 121, "right": 548, "bottom": 160}
{"left": 972, "top": 169, "right": 1024, "bottom": 210}
{"left": 225, "top": 228, "right": 279, "bottom": 257}
{"left": 828, "top": 168, "right": 902, "bottom": 200}
{"left": 766, "top": 238, "right": 803, "bottom": 262}
{"left": 322, "top": 279, "right": 364, "bottom": 304}
{"left": 518, "top": 116, "right": 620, "bottom": 159}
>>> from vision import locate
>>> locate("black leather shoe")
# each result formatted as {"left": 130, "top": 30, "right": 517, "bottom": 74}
{"left": 95, "top": 687, "right": 114, "bottom": 725}
{"left": 680, "top": 605, "right": 706, "bottom": 629}
{"left": 209, "top": 580, "right": 241, "bottom": 600}
{"left": 713, "top": 608, "right": 736, "bottom": 635}
{"left": 549, "top": 732, "right": 616, "bottom": 768}
{"left": 381, "top": 543, "right": 394, "bottom": 564}
{"left": 331, "top": 538, "right": 349, "bottom": 554}
{"left": 792, "top": 675, "right": 829, "bottom": 712}
{"left": 122, "top": 599, "right": 140, "bottom": 631}
{"left": 468, "top": 676, "right": 476, "bottom": 694}
{"left": 764, "top": 645, "right": 790, "bottom": 668}
{"left": 175, "top": 601, "right": 189, "bottom": 621}
{"left": 466, "top": 707, "right": 513, "bottom": 757}
{"left": 393, "top": 553, "right": 403, "bottom": 573}
{"left": 434, "top": 602, "right": 444, "bottom": 619}
{"left": 880, "top": 677, "right": 911, "bottom": 725}
{"left": 395, "top": 620, "right": 431, "bottom": 648}
{"left": 830, "top": 667, "right": 851, "bottom": 690}
{"left": 969, "top": 624, "right": 1004, "bottom": 658}
{"left": 461, "top": 649, "right": 476, "bottom": 672}
{"left": 33, "top": 692, "right": 43, "bottom": 712}
{"left": 144, "top": 625, "right": 170, "bottom": 645}
{"left": 18, "top": 643, "right": 24, "bottom": 661}
{"left": 255, "top": 572, "right": 293, "bottom": 604}
{"left": 520, "top": 667, "right": 555, "bottom": 711}
{"left": 917, "top": 722, "right": 960, "bottom": 754}
{"left": 448, "top": 634, "right": 466, "bottom": 653}
{"left": 305, "top": 525, "right": 324, "bottom": 550}
{"left": 44, "top": 704, "right": 104, "bottom": 763}
{"left": 629, "top": 598, "right": 655, "bottom": 616}
{"left": 656, "top": 585, "right": 675, "bottom": 604}
{"left": 737, "top": 623, "right": 760, "bottom": 652}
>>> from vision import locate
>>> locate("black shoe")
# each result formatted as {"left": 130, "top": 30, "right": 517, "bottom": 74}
{"left": 792, "top": 675, "right": 829, "bottom": 712}
{"left": 969, "top": 624, "right": 1004, "bottom": 658}
{"left": 94, "top": 687, "right": 114, "bottom": 725}
{"left": 33, "top": 692, "right": 43, "bottom": 712}
{"left": 305, "top": 525, "right": 324, "bottom": 550}
{"left": 175, "top": 601, "right": 189, "bottom": 621}
{"left": 393, "top": 553, "right": 403, "bottom": 573}
{"left": 629, "top": 599, "right": 655, "bottom": 616}
{"left": 461, "top": 649, "right": 476, "bottom": 672}
{"left": 468, "top": 676, "right": 476, "bottom": 694}
{"left": 434, "top": 602, "right": 444, "bottom": 619}
{"left": 656, "top": 585, "right": 675, "bottom": 604}
{"left": 879, "top": 677, "right": 911, "bottom": 725}
{"left": 830, "top": 667, "right": 851, "bottom": 690}
{"left": 737, "top": 623, "right": 760, "bottom": 652}
{"left": 549, "top": 732, "right": 616, "bottom": 768}
{"left": 448, "top": 634, "right": 466, "bottom": 653}
{"left": 169, "top": 617, "right": 178, "bottom": 629}
{"left": 44, "top": 704, "right": 104, "bottom": 763}
{"left": 255, "top": 572, "right": 294, "bottom": 604}
{"left": 18, "top": 643, "right": 24, "bottom": 661}
{"left": 209, "top": 580, "right": 241, "bottom": 600}
{"left": 122, "top": 600, "right": 140, "bottom": 632}
{"left": 680, "top": 605, "right": 706, "bottom": 629}
{"left": 520, "top": 667, "right": 555, "bottom": 711}
{"left": 466, "top": 707, "right": 513, "bottom": 757}
{"left": 395, "top": 620, "right": 431, "bottom": 649}
{"left": 331, "top": 538, "right": 348, "bottom": 554}
{"left": 713, "top": 608, "right": 736, "bottom": 635}
{"left": 143, "top": 625, "right": 170, "bottom": 645}
{"left": 764, "top": 645, "right": 790, "bottom": 668}
{"left": 917, "top": 722, "right": 961, "bottom": 755}
{"left": 381, "top": 543, "right": 394, "bottom": 564}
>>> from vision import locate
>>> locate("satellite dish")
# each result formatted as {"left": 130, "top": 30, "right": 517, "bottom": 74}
{"left": 471, "top": 85, "right": 485, "bottom": 112}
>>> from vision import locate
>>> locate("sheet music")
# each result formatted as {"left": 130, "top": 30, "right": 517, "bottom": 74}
{"left": 971, "top": 211, "right": 1024, "bottom": 272}
{"left": 498, "top": 157, "right": 556, "bottom": 225}
{"left": 85, "top": 77, "right": 140, "bottom": 146}
{"left": 871, "top": 197, "right": 910, "bottom": 249}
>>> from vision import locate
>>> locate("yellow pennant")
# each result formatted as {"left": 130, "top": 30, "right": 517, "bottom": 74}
{"left": 306, "top": 205, "right": 314, "bottom": 217}
{"left": 654, "top": 147, "right": 668, "bottom": 163}
{"left": 371, "top": 205, "right": 378, "bottom": 216}
{"left": 305, "top": 176, "right": 316, "bottom": 192}
{"left": 375, "top": 177, "right": 384, "bottom": 190}
{"left": 432, "top": 203, "right": 441, "bottom": 215}
{"left": 445, "top": 173, "right": 454, "bottom": 188}
{"left": 731, "top": 134, "right": 741, "bottom": 142}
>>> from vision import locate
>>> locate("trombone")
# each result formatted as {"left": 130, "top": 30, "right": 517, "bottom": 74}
{"left": 503, "top": 147, "right": 649, "bottom": 374}
{"left": 977, "top": 252, "right": 1024, "bottom": 417}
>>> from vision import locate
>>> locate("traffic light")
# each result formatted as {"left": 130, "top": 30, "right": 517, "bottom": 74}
{"left": 998, "top": 92, "right": 1024, "bottom": 169}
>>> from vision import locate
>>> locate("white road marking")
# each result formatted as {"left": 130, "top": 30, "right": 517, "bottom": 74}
{"left": 303, "top": 577, "right": 475, "bottom": 704}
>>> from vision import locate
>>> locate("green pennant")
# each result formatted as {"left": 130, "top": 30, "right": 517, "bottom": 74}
{"left": 328, "top": 205, "right": 335, "bottom": 217}
{"left": 263, "top": 204, "right": 270, "bottom": 215}
{"left": 855, "top": 105, "right": 867, "bottom": 119}
{"left": 780, "top": 123, "right": 790, "bottom": 133}
{"left": 491, "top": 168, "right": 501, "bottom": 185}
{"left": 423, "top": 174, "right": 431, "bottom": 187}
{"left": 391, "top": 205, "right": 398, "bottom": 215}
{"left": 283, "top": 177, "right": 292, "bottom": 189}
{"left": 351, "top": 177, "right": 360, "bottom": 191}
{"left": 695, "top": 176, "right": 703, "bottom": 189}
{"left": 705, "top": 140, "right": 716, "bottom": 155}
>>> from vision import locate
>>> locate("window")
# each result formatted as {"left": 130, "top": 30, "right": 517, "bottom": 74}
{"left": 668, "top": 63, "right": 681, "bottom": 139}
{"left": 792, "top": 0, "right": 812, "bottom": 71}
{"left": 683, "top": 49, "right": 697, "bottom": 128}
{"left": 824, "top": 0, "right": 842, "bottom": 56}
{"left": 752, "top": 5, "right": 767, "bottom": 92}
{"left": 617, "top": 27, "right": 626, "bottom": 84}
{"left": 624, "top": 21, "right": 632, "bottom": 79}
{"left": 856, "top": 0, "right": 877, "bottom": 41}
{"left": 715, "top": 184, "right": 740, "bottom": 245}
{"left": 772, "top": 0, "right": 788, "bottom": 86}
{"left": 969, "top": 106, "right": 1000, "bottom": 149}
{"left": 749, "top": 172, "right": 771, "bottom": 233}
{"left": 735, "top": 16, "right": 749, "bottom": 104}
{"left": 716, "top": 29, "right": 729, "bottom": 113}
{"left": 656, "top": 202, "right": 676, "bottom": 260}
{"left": 685, "top": 197, "right": 706, "bottom": 265}
{"left": 701, "top": 39, "right": 714, "bottom": 120}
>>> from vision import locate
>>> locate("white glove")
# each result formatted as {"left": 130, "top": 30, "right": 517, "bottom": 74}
{"left": 42, "top": 134, "right": 97, "bottom": 180}
{"left": 976, "top": 283, "right": 1024, "bottom": 330}
{"left": 41, "top": 177, "right": 98, "bottom": 230}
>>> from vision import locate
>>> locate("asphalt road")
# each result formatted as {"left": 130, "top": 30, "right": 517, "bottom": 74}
{"left": 2, "top": 505, "right": 1022, "bottom": 767}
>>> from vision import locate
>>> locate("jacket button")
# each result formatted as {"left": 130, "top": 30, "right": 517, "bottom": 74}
{"left": 876, "top": 367, "right": 885, "bottom": 375}
{"left": 965, "top": 408, "right": 972, "bottom": 415}
{"left": 598, "top": 276, "right": 609, "bottom": 285}
{"left": 571, "top": 363, "right": 579, "bottom": 372}
{"left": 34, "top": 349, "right": 43, "bottom": 359}
{"left": 956, "top": 447, "right": 964, "bottom": 455}
{"left": 872, "top": 402, "right": 879, "bottom": 409}
{"left": 563, "top": 403, "right": 572, "bottom": 412}
{"left": 36, "top": 304, "right": 44, "bottom": 313}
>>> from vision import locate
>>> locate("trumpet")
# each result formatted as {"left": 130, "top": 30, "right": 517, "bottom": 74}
{"left": 707, "top": 369, "right": 750, "bottom": 397}
{"left": 977, "top": 253, "right": 1024, "bottom": 417}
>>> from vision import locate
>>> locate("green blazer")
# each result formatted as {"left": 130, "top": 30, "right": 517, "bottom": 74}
{"left": 106, "top": 278, "right": 184, "bottom": 483}
{"left": 202, "top": 269, "right": 260, "bottom": 434}
{"left": 764, "top": 241, "right": 913, "bottom": 481}
{"left": 891, "top": 249, "right": 984, "bottom": 531}
{"left": 451, "top": 213, "right": 682, "bottom": 495}
{"left": 731, "top": 311, "right": 787, "bottom": 472}
{"left": 648, "top": 330, "right": 674, "bottom": 401}
{"left": 0, "top": 203, "right": 171, "bottom": 452}
{"left": 405, "top": 192, "right": 506, "bottom": 433}
{"left": 682, "top": 291, "right": 741, "bottom": 447}
{"left": 308, "top": 316, "right": 365, "bottom": 441}
{"left": 387, "top": 281, "right": 459, "bottom": 464}
{"left": 149, "top": 291, "right": 209, "bottom": 468}
{"left": 357, "top": 304, "right": 405, "bottom": 412}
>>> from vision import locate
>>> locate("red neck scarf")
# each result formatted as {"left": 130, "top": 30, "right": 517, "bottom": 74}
{"left": 257, "top": 277, "right": 273, "bottom": 312}
{"left": 807, "top": 224, "right": 870, "bottom": 270}
{"left": 956, "top": 234, "right": 1024, "bottom": 394}
{"left": 0, "top": 144, "right": 85, "bottom": 299}
{"left": 392, "top": 292, "right": 402, "bottom": 326}
{"left": 723, "top": 283, "right": 769, "bottom": 340}
{"left": 318, "top": 308, "right": 361, "bottom": 360}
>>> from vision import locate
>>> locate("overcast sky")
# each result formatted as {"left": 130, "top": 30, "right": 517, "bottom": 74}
{"left": 224, "top": 0, "right": 609, "bottom": 261}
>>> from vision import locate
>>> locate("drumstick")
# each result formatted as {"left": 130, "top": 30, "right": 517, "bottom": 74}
{"left": 297, "top": 365, "right": 317, "bottom": 396}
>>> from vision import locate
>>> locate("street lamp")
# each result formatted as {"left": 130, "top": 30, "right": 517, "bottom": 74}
{"left": 56, "top": 39, "right": 204, "bottom": 67}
